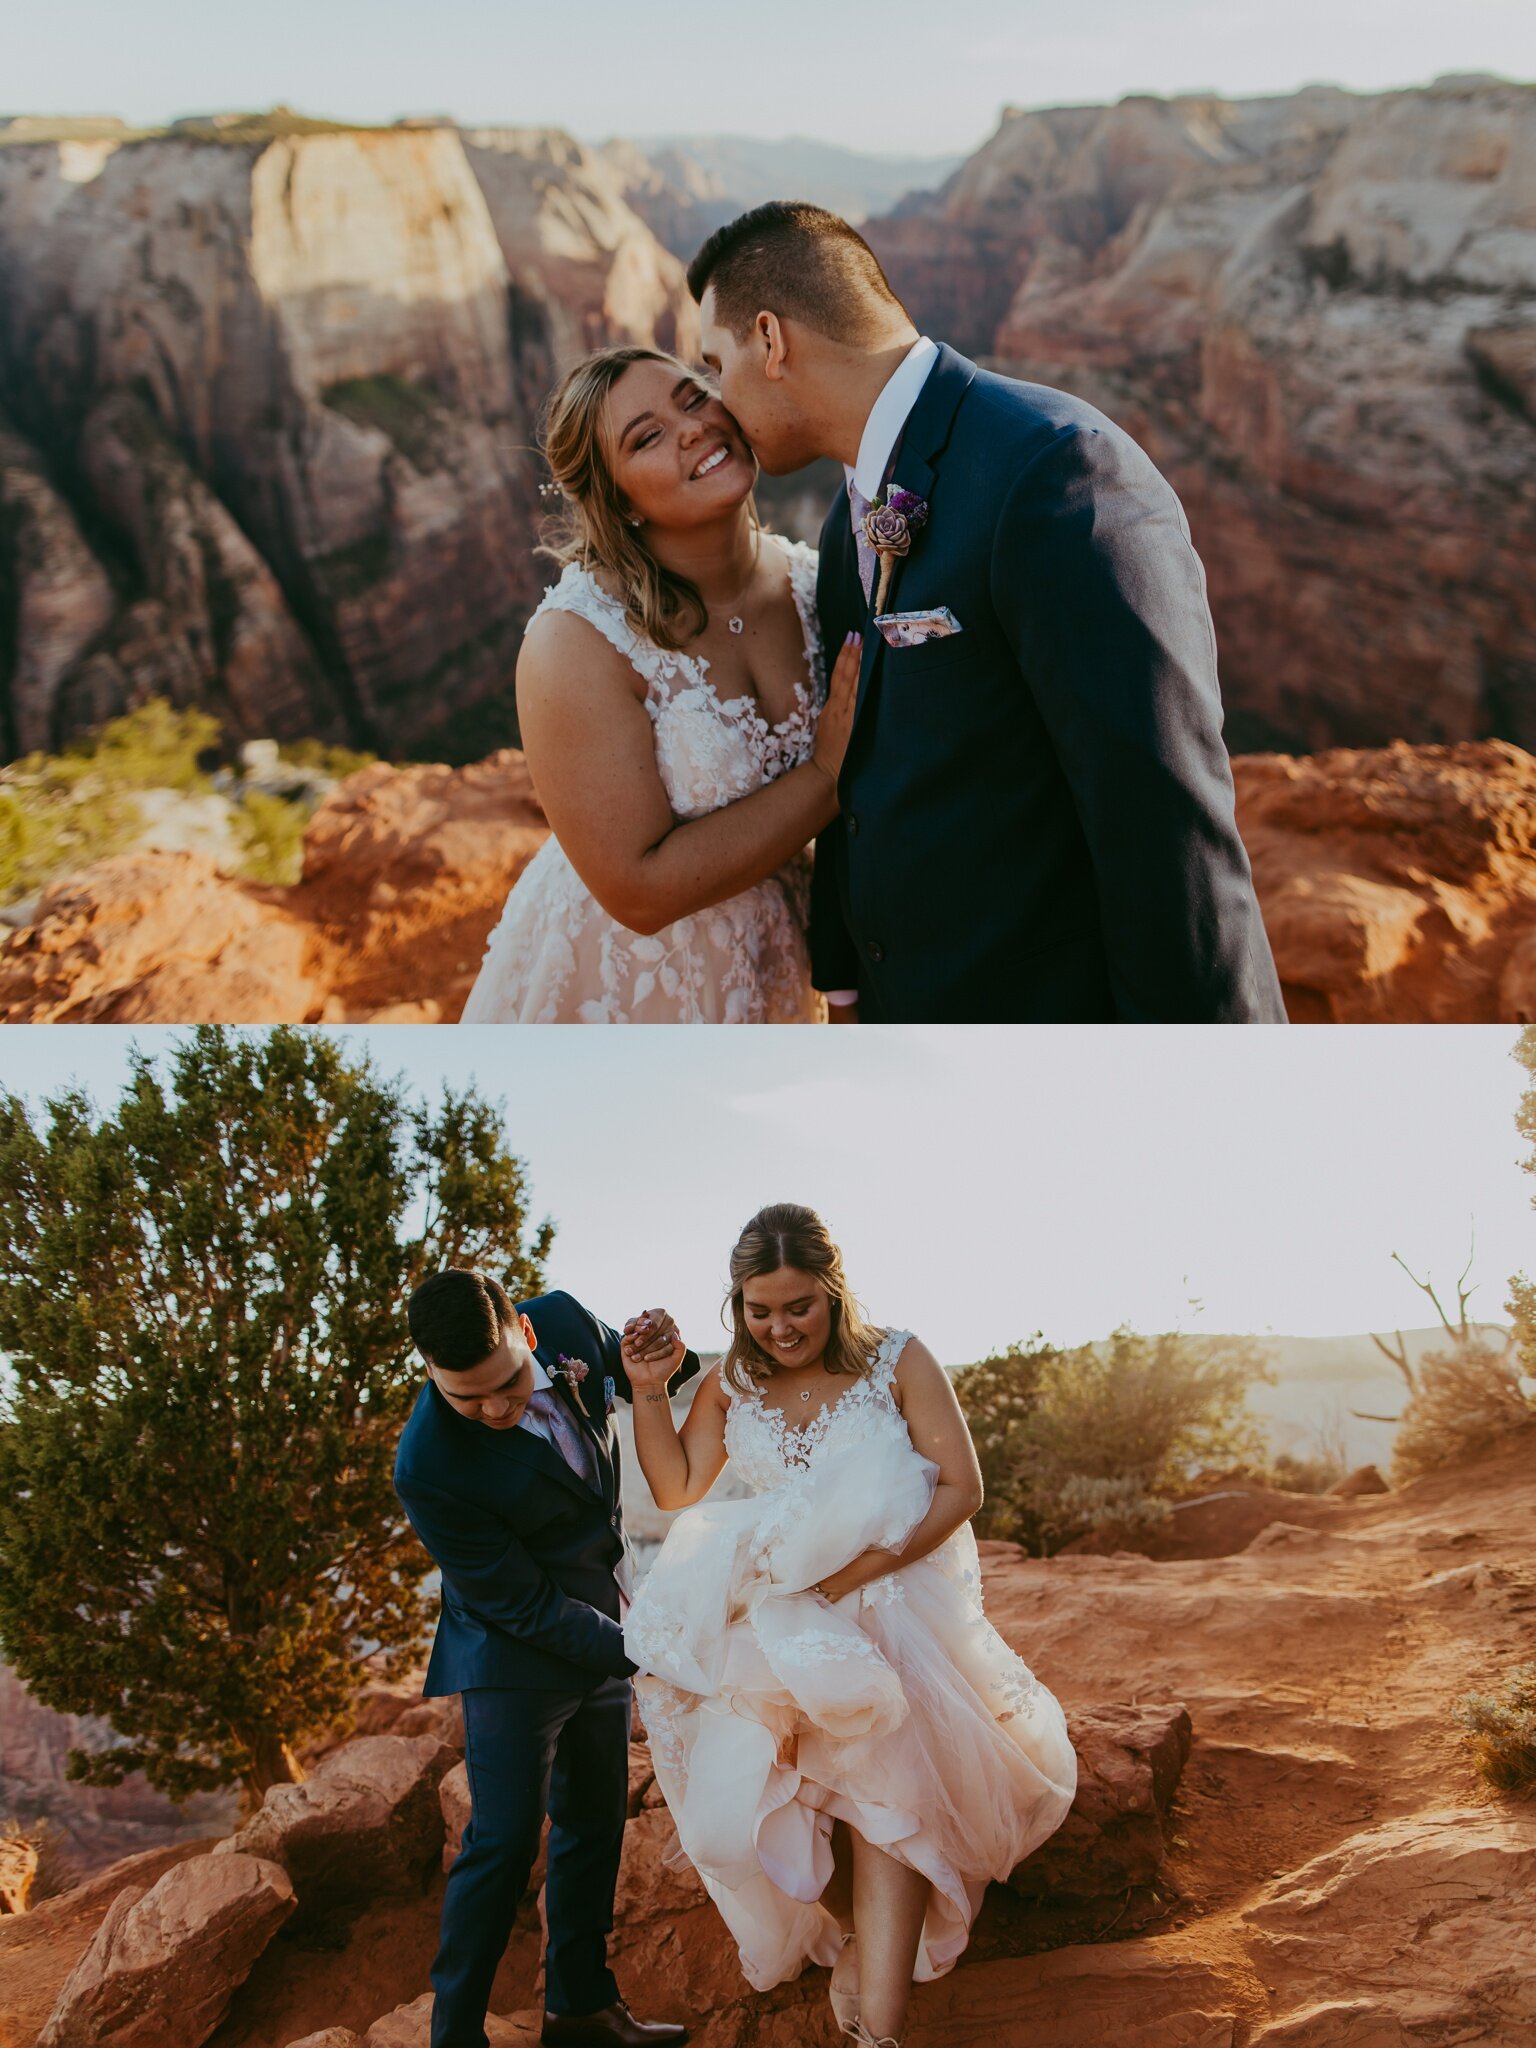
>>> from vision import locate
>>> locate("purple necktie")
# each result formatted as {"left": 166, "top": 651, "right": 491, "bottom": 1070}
{"left": 527, "top": 1386, "right": 596, "bottom": 1488}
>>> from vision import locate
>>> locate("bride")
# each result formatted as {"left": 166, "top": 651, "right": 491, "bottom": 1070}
{"left": 618, "top": 1205, "right": 1077, "bottom": 2046}
{"left": 460, "top": 347, "right": 861, "bottom": 1024}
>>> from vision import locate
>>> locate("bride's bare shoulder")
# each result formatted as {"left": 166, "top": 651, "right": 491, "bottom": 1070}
{"left": 517, "top": 603, "right": 644, "bottom": 705}
{"left": 887, "top": 1332, "right": 944, "bottom": 1405}
{"left": 703, "top": 1358, "right": 738, "bottom": 1405}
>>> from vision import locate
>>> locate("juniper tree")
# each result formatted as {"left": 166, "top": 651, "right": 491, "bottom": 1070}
{"left": 0, "top": 1027, "right": 553, "bottom": 1800}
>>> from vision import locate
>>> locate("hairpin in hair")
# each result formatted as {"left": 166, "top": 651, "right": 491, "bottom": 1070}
{"left": 537, "top": 480, "right": 565, "bottom": 502}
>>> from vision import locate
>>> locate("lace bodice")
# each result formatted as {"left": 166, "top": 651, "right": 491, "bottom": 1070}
{"left": 534, "top": 537, "right": 823, "bottom": 819}
{"left": 724, "top": 1329, "right": 913, "bottom": 1495}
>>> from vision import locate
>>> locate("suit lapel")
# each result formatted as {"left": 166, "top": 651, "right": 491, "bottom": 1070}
{"left": 472, "top": 1406, "right": 600, "bottom": 1507}
{"left": 849, "top": 346, "right": 977, "bottom": 740}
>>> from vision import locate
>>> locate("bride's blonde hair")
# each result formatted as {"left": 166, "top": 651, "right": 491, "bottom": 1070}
{"left": 722, "top": 1203, "right": 886, "bottom": 1393}
{"left": 538, "top": 345, "right": 760, "bottom": 655}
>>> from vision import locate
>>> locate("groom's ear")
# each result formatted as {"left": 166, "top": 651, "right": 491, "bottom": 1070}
{"left": 517, "top": 1310, "right": 539, "bottom": 1354}
{"left": 757, "top": 311, "right": 789, "bottom": 381}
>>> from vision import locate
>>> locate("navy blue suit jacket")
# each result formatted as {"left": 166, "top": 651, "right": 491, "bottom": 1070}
{"left": 811, "top": 346, "right": 1285, "bottom": 1023}
{"left": 393, "top": 1290, "right": 701, "bottom": 1696}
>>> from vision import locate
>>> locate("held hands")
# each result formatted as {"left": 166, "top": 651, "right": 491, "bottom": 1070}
{"left": 621, "top": 1308, "right": 686, "bottom": 1389}
{"left": 810, "top": 631, "right": 862, "bottom": 789}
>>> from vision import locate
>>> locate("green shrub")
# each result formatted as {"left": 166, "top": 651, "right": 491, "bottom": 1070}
{"left": 0, "top": 701, "right": 221, "bottom": 905}
{"left": 954, "top": 1326, "right": 1273, "bottom": 1554}
{"left": 277, "top": 737, "right": 378, "bottom": 780}
{"left": 61, "top": 698, "right": 220, "bottom": 792}
{"left": 234, "top": 789, "right": 310, "bottom": 885}
{"left": 1454, "top": 1666, "right": 1536, "bottom": 1793}
{"left": 0, "top": 775, "right": 139, "bottom": 904}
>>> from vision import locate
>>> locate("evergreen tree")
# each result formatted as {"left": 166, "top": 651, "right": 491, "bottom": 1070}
{"left": 0, "top": 1027, "right": 553, "bottom": 1799}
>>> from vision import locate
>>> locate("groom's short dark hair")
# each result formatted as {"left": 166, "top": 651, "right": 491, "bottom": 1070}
{"left": 408, "top": 1269, "right": 515, "bottom": 1373}
{"left": 687, "top": 201, "right": 907, "bottom": 344}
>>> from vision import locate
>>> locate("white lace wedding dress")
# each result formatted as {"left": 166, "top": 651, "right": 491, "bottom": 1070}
{"left": 460, "top": 537, "right": 825, "bottom": 1024}
{"left": 623, "top": 1331, "right": 1077, "bottom": 2010}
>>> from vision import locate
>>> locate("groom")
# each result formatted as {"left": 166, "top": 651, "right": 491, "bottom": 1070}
{"left": 688, "top": 202, "right": 1287, "bottom": 1024}
{"left": 394, "top": 1269, "right": 696, "bottom": 2048}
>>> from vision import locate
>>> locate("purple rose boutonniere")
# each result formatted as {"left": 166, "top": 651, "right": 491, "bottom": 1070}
{"left": 862, "top": 485, "right": 930, "bottom": 613}
{"left": 554, "top": 1353, "right": 590, "bottom": 1388}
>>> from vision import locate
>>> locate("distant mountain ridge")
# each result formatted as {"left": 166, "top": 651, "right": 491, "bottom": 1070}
{"left": 599, "top": 132, "right": 964, "bottom": 257}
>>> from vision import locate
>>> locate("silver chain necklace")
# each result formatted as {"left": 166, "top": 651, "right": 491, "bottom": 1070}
{"left": 723, "top": 534, "right": 760, "bottom": 636}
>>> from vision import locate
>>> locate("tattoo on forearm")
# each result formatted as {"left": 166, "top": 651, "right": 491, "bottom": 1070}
{"left": 642, "top": 1392, "right": 667, "bottom": 1405}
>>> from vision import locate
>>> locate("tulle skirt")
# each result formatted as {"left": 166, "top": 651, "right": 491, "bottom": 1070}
{"left": 624, "top": 1435, "right": 1077, "bottom": 1996}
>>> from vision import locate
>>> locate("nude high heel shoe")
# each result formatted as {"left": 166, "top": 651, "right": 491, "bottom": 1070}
{"left": 839, "top": 2023, "right": 901, "bottom": 2048}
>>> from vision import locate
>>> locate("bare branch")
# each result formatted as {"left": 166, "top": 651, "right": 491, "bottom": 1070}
{"left": 1370, "top": 1323, "right": 1418, "bottom": 1394}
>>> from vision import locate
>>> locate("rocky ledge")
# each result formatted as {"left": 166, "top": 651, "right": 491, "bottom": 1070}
{"left": 10, "top": 738, "right": 1536, "bottom": 1022}
{"left": 2, "top": 1442, "right": 1533, "bottom": 2047}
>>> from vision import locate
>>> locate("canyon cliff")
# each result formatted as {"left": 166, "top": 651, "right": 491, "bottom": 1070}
{"left": 0, "top": 119, "right": 690, "bottom": 763}
{"left": 864, "top": 75, "right": 1536, "bottom": 754}
{"left": 2, "top": 81, "right": 1531, "bottom": 766}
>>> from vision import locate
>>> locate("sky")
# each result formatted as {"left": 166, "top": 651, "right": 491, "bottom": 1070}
{"left": 7, "top": 0, "right": 1535, "bottom": 155}
{"left": 3, "top": 1025, "right": 1533, "bottom": 1364}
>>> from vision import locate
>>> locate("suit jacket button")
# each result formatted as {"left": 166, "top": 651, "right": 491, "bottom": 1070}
{"left": 867, "top": 940, "right": 884, "bottom": 964}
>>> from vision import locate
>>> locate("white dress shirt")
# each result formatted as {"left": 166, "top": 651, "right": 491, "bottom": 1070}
{"left": 845, "top": 334, "right": 940, "bottom": 509}
{"left": 514, "top": 1352, "right": 556, "bottom": 1441}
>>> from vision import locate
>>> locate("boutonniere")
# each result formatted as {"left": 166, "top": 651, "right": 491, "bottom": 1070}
{"left": 554, "top": 1353, "right": 591, "bottom": 1390}
{"left": 861, "top": 486, "right": 930, "bottom": 612}
{"left": 602, "top": 1374, "right": 617, "bottom": 1415}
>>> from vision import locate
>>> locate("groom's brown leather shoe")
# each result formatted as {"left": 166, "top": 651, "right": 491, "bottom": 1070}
{"left": 540, "top": 2002, "right": 686, "bottom": 2046}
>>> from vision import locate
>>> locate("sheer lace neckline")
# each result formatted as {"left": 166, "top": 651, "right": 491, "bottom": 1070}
{"left": 562, "top": 535, "right": 820, "bottom": 736}
{"left": 732, "top": 1329, "right": 907, "bottom": 1464}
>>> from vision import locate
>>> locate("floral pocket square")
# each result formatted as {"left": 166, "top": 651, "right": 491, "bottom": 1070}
{"left": 873, "top": 606, "right": 963, "bottom": 650}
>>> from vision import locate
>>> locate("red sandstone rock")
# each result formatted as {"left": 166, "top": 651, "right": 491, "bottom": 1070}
{"left": 36, "top": 1851, "right": 294, "bottom": 2048}
{"left": 0, "top": 851, "right": 322, "bottom": 1023}
{"left": 1326, "top": 1465, "right": 1390, "bottom": 1498}
{"left": 0, "top": 751, "right": 547, "bottom": 1024}
{"left": 282, "top": 2032, "right": 366, "bottom": 2048}
{"left": 217, "top": 1736, "right": 454, "bottom": 1918}
{"left": 438, "top": 1765, "right": 470, "bottom": 1877}
{"left": 1233, "top": 740, "right": 1536, "bottom": 1020}
{"left": 1244, "top": 1810, "right": 1536, "bottom": 2041}
{"left": 1010, "top": 1702, "right": 1192, "bottom": 1900}
{"left": 12, "top": 735, "right": 1536, "bottom": 1024}
{"left": 13, "top": 1446, "right": 1536, "bottom": 2047}
{"left": 362, "top": 1995, "right": 537, "bottom": 2047}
